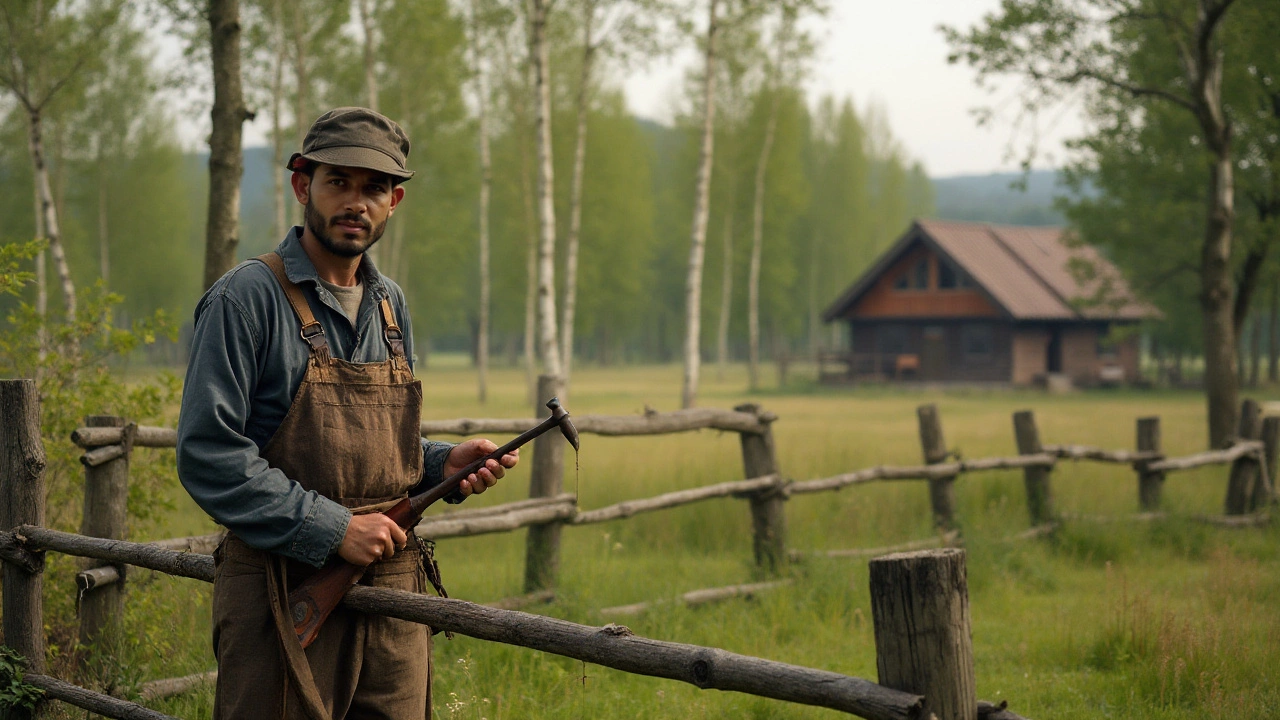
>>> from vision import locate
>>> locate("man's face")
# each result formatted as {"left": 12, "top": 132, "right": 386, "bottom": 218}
{"left": 295, "top": 164, "right": 404, "bottom": 258}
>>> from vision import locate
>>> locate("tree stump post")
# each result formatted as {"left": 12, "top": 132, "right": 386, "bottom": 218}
{"left": 869, "top": 548, "right": 976, "bottom": 720}
{"left": 917, "top": 404, "right": 956, "bottom": 529}
{"left": 1225, "top": 398, "right": 1262, "bottom": 515}
{"left": 735, "top": 403, "right": 786, "bottom": 576}
{"left": 78, "top": 416, "right": 135, "bottom": 653}
{"left": 0, "top": 380, "right": 47, "bottom": 676}
{"left": 1013, "top": 410, "right": 1053, "bottom": 525}
{"left": 524, "top": 374, "right": 566, "bottom": 592}
{"left": 1249, "top": 415, "right": 1280, "bottom": 511}
{"left": 1136, "top": 417, "right": 1164, "bottom": 511}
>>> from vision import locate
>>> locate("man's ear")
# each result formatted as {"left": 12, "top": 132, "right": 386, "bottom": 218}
{"left": 290, "top": 171, "right": 311, "bottom": 205}
{"left": 389, "top": 185, "right": 405, "bottom": 215}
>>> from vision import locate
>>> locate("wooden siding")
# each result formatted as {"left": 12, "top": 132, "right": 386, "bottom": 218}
{"left": 850, "top": 321, "right": 1012, "bottom": 382}
{"left": 844, "top": 246, "right": 1003, "bottom": 319}
{"left": 1011, "top": 328, "right": 1050, "bottom": 385}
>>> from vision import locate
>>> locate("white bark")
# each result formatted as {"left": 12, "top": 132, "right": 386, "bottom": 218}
{"left": 471, "top": 0, "right": 492, "bottom": 403}
{"left": 271, "top": 0, "right": 287, "bottom": 240}
{"left": 530, "top": 0, "right": 562, "bottom": 378}
{"left": 681, "top": 0, "right": 720, "bottom": 409}
{"left": 715, "top": 209, "right": 733, "bottom": 381}
{"left": 561, "top": 0, "right": 596, "bottom": 388}
{"left": 747, "top": 93, "right": 779, "bottom": 391}
{"left": 27, "top": 108, "right": 75, "bottom": 320}
{"left": 360, "top": 0, "right": 379, "bottom": 111}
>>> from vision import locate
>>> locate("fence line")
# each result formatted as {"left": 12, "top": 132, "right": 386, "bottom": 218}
{"left": 4, "top": 526, "right": 926, "bottom": 720}
{"left": 16, "top": 382, "right": 1277, "bottom": 718}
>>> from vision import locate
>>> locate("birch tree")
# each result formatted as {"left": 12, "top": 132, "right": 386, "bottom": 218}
{"left": 529, "top": 0, "right": 562, "bottom": 378}
{"left": 680, "top": 0, "right": 721, "bottom": 408}
{"left": 559, "top": 0, "right": 673, "bottom": 388}
{"left": 0, "top": 0, "right": 123, "bottom": 320}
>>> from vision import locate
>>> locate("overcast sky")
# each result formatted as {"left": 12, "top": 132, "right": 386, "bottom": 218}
{"left": 222, "top": 0, "right": 1084, "bottom": 178}
{"left": 617, "top": 0, "right": 1084, "bottom": 177}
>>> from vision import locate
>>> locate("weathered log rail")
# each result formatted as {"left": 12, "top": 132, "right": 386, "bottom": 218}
{"left": 2, "top": 527, "right": 926, "bottom": 720}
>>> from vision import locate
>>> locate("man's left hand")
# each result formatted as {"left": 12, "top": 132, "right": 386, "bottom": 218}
{"left": 445, "top": 439, "right": 519, "bottom": 497}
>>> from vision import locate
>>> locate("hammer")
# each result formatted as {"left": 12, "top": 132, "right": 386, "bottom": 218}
{"left": 289, "top": 397, "right": 579, "bottom": 648}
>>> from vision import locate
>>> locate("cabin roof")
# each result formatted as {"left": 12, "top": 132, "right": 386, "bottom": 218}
{"left": 822, "top": 219, "right": 1162, "bottom": 322}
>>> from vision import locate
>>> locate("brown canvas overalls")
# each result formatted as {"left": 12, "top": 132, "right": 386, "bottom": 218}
{"left": 211, "top": 252, "right": 432, "bottom": 720}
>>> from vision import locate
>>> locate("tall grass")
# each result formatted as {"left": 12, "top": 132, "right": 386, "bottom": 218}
{"left": 57, "top": 363, "right": 1280, "bottom": 718}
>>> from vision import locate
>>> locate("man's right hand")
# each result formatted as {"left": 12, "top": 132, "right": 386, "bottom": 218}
{"left": 338, "top": 512, "right": 407, "bottom": 566}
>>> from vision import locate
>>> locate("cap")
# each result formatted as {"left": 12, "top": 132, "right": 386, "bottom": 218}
{"left": 287, "top": 107, "right": 414, "bottom": 181}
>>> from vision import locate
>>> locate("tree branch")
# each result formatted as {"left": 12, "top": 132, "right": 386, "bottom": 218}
{"left": 1049, "top": 68, "right": 1196, "bottom": 113}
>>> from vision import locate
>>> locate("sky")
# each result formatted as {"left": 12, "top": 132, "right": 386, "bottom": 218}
{"left": 616, "top": 0, "right": 1084, "bottom": 177}
{"left": 216, "top": 0, "right": 1084, "bottom": 179}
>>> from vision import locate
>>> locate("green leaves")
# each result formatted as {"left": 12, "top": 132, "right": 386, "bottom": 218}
{"left": 0, "top": 646, "right": 43, "bottom": 719}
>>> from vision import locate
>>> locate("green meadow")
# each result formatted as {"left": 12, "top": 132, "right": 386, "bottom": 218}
{"left": 53, "top": 363, "right": 1280, "bottom": 718}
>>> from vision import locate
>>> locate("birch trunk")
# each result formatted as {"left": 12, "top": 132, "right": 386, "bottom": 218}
{"left": 747, "top": 92, "right": 779, "bottom": 391}
{"left": 359, "top": 0, "right": 382, "bottom": 268}
{"left": 560, "top": 1, "right": 596, "bottom": 389}
{"left": 521, "top": 113, "right": 538, "bottom": 402}
{"left": 26, "top": 108, "right": 75, "bottom": 319}
{"left": 681, "top": 0, "right": 719, "bottom": 409}
{"left": 271, "top": 0, "right": 287, "bottom": 240}
{"left": 291, "top": 0, "right": 308, "bottom": 227}
{"left": 97, "top": 152, "right": 109, "bottom": 287}
{"left": 471, "top": 0, "right": 492, "bottom": 404}
{"left": 716, "top": 209, "right": 733, "bottom": 381}
{"left": 530, "top": 0, "right": 562, "bottom": 378}
{"left": 808, "top": 238, "right": 819, "bottom": 360}
{"left": 205, "top": 0, "right": 248, "bottom": 291}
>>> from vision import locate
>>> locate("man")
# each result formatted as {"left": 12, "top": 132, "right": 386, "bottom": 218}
{"left": 177, "top": 107, "right": 517, "bottom": 720}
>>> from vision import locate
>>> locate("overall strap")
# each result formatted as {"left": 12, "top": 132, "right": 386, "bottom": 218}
{"left": 256, "top": 253, "right": 331, "bottom": 359}
{"left": 378, "top": 298, "right": 407, "bottom": 358}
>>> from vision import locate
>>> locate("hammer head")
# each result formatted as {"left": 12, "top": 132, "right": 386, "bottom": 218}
{"left": 545, "top": 397, "right": 580, "bottom": 451}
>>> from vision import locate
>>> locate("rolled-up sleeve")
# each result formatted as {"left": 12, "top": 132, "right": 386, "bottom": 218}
{"left": 177, "top": 288, "right": 351, "bottom": 568}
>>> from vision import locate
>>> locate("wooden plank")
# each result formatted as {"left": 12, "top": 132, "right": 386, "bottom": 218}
{"left": 870, "top": 549, "right": 976, "bottom": 720}
{"left": 525, "top": 374, "right": 566, "bottom": 592}
{"left": 137, "top": 671, "right": 217, "bottom": 701}
{"left": 71, "top": 425, "right": 175, "bottom": 449}
{"left": 1146, "top": 441, "right": 1262, "bottom": 472}
{"left": 918, "top": 404, "right": 955, "bottom": 529}
{"left": 79, "top": 416, "right": 132, "bottom": 650}
{"left": 0, "top": 379, "right": 46, "bottom": 675}
{"left": 417, "top": 502, "right": 577, "bottom": 539}
{"left": 24, "top": 673, "right": 179, "bottom": 720}
{"left": 1042, "top": 444, "right": 1162, "bottom": 464}
{"left": 573, "top": 476, "right": 780, "bottom": 525}
{"left": 791, "top": 532, "right": 961, "bottom": 561}
{"left": 1014, "top": 411, "right": 1053, "bottom": 525}
{"left": 599, "top": 580, "right": 793, "bottom": 617}
{"left": 420, "top": 407, "right": 772, "bottom": 438}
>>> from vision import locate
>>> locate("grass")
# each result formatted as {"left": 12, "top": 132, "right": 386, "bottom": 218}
{"left": 43, "top": 361, "right": 1280, "bottom": 718}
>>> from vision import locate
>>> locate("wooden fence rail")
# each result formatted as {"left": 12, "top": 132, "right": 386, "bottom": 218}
{"left": 2, "top": 526, "right": 926, "bottom": 720}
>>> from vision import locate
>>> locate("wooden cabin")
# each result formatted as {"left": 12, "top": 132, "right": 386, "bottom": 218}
{"left": 820, "top": 219, "right": 1161, "bottom": 387}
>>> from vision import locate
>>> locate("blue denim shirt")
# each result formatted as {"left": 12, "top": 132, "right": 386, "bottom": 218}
{"left": 176, "top": 229, "right": 455, "bottom": 567}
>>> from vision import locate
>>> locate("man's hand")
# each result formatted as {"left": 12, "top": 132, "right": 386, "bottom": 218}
{"left": 338, "top": 512, "right": 407, "bottom": 566}
{"left": 445, "top": 439, "right": 519, "bottom": 498}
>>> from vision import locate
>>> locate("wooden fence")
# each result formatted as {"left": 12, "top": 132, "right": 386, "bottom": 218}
{"left": 5, "top": 374, "right": 1277, "bottom": 717}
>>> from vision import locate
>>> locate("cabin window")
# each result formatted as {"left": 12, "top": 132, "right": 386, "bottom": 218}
{"left": 912, "top": 259, "right": 929, "bottom": 289}
{"left": 938, "top": 261, "right": 958, "bottom": 289}
{"left": 961, "top": 324, "right": 993, "bottom": 359}
{"left": 893, "top": 273, "right": 909, "bottom": 290}
{"left": 958, "top": 270, "right": 976, "bottom": 289}
{"left": 878, "top": 325, "right": 908, "bottom": 355}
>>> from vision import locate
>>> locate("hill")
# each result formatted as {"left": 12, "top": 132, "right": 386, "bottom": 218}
{"left": 929, "top": 170, "right": 1076, "bottom": 226}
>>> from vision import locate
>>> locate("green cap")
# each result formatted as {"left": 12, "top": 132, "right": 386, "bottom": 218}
{"left": 287, "top": 107, "right": 414, "bottom": 181}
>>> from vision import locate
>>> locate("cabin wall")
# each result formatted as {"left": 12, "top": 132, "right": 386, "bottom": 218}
{"left": 850, "top": 321, "right": 1012, "bottom": 382}
{"left": 1011, "top": 328, "right": 1050, "bottom": 385}
{"left": 848, "top": 247, "right": 1002, "bottom": 319}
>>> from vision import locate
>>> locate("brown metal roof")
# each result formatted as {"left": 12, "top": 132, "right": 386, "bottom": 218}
{"left": 823, "top": 219, "right": 1161, "bottom": 322}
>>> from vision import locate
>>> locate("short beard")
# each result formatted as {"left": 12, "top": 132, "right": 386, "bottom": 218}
{"left": 305, "top": 199, "right": 388, "bottom": 258}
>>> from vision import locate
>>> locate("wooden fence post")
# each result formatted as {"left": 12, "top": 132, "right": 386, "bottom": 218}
{"left": 1249, "top": 415, "right": 1280, "bottom": 512}
{"left": 1136, "top": 417, "right": 1164, "bottom": 511}
{"left": 869, "top": 548, "right": 976, "bottom": 720}
{"left": 78, "top": 416, "right": 134, "bottom": 652}
{"left": 0, "top": 379, "right": 47, "bottom": 675}
{"left": 1013, "top": 410, "right": 1053, "bottom": 525}
{"left": 1225, "top": 398, "right": 1262, "bottom": 515}
{"left": 524, "top": 374, "right": 565, "bottom": 592}
{"left": 735, "top": 404, "right": 786, "bottom": 576}
{"left": 917, "top": 404, "right": 955, "bottom": 529}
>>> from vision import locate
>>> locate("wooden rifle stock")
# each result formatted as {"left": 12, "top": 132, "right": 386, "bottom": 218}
{"left": 288, "top": 398, "right": 578, "bottom": 648}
